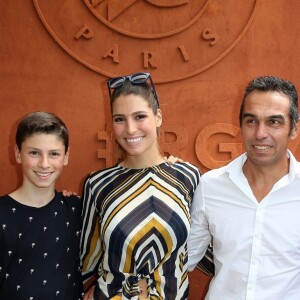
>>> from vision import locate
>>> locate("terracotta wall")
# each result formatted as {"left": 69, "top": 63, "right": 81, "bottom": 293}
{"left": 1, "top": 0, "right": 300, "bottom": 298}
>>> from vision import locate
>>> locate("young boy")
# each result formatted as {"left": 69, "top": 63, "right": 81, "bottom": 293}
{"left": 0, "top": 112, "right": 83, "bottom": 300}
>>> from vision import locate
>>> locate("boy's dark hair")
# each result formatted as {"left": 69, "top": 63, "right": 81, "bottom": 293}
{"left": 16, "top": 112, "right": 69, "bottom": 152}
{"left": 239, "top": 76, "right": 299, "bottom": 133}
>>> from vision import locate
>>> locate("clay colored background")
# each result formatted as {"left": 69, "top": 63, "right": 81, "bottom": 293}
{"left": 1, "top": 1, "right": 300, "bottom": 298}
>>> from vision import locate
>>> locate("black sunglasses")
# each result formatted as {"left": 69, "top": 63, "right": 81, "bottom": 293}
{"left": 107, "top": 72, "right": 159, "bottom": 107}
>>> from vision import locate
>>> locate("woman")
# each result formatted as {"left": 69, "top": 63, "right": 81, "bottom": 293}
{"left": 80, "top": 72, "right": 201, "bottom": 299}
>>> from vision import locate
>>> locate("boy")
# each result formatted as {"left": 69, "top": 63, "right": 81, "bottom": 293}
{"left": 0, "top": 112, "right": 83, "bottom": 299}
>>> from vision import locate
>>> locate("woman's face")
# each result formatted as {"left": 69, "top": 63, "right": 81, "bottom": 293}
{"left": 112, "top": 94, "right": 162, "bottom": 160}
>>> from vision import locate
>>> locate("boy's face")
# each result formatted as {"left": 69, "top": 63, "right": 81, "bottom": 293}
{"left": 15, "top": 133, "right": 69, "bottom": 191}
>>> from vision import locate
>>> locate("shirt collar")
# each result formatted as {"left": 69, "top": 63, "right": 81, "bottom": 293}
{"left": 223, "top": 150, "right": 300, "bottom": 181}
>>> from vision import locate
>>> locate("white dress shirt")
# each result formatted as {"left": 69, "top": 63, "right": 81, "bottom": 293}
{"left": 188, "top": 151, "right": 300, "bottom": 300}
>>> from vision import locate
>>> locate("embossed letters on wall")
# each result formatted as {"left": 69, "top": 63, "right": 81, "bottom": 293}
{"left": 33, "top": 0, "right": 258, "bottom": 82}
{"left": 33, "top": 0, "right": 260, "bottom": 170}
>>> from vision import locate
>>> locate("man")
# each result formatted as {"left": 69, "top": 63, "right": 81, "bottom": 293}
{"left": 188, "top": 76, "right": 300, "bottom": 299}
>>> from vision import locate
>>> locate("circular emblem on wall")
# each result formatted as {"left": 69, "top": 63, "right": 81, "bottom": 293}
{"left": 33, "top": 0, "right": 259, "bottom": 83}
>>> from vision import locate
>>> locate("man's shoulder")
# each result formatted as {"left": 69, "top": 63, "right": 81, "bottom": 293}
{"left": 201, "top": 167, "right": 227, "bottom": 183}
{"left": 202, "top": 154, "right": 245, "bottom": 180}
{"left": 202, "top": 163, "right": 229, "bottom": 178}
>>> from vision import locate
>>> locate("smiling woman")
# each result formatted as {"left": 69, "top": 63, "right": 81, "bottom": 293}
{"left": 80, "top": 73, "right": 202, "bottom": 300}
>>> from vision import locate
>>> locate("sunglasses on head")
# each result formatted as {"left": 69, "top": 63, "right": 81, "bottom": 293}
{"left": 107, "top": 72, "right": 159, "bottom": 107}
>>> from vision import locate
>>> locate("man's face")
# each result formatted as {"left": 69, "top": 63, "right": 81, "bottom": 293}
{"left": 240, "top": 90, "right": 298, "bottom": 168}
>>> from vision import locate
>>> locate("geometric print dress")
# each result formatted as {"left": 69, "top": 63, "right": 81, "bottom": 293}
{"left": 0, "top": 192, "right": 83, "bottom": 300}
{"left": 80, "top": 162, "right": 201, "bottom": 300}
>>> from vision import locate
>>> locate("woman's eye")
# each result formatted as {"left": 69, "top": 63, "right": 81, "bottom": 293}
{"left": 113, "top": 117, "right": 124, "bottom": 123}
{"left": 136, "top": 114, "right": 147, "bottom": 120}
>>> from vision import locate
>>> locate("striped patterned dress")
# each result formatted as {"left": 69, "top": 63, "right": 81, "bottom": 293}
{"left": 80, "top": 162, "right": 200, "bottom": 300}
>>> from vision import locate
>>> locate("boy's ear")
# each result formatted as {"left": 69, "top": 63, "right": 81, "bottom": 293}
{"left": 14, "top": 144, "right": 22, "bottom": 164}
{"left": 63, "top": 147, "right": 70, "bottom": 166}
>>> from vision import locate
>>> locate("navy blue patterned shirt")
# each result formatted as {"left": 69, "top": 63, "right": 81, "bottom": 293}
{"left": 0, "top": 191, "right": 83, "bottom": 300}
